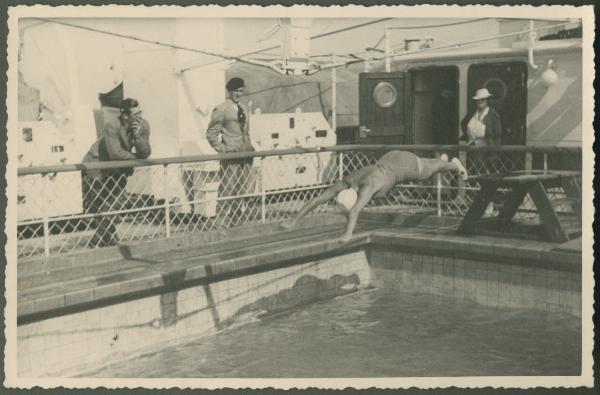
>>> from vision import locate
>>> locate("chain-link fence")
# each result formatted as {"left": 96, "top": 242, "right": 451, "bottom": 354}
{"left": 16, "top": 145, "right": 582, "bottom": 260}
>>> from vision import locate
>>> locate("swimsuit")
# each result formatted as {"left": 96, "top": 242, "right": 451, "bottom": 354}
{"left": 342, "top": 151, "right": 423, "bottom": 198}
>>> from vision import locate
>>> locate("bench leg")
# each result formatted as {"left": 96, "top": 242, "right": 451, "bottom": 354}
{"left": 528, "top": 181, "right": 569, "bottom": 242}
{"left": 457, "top": 184, "right": 497, "bottom": 235}
{"left": 497, "top": 184, "right": 528, "bottom": 230}
{"left": 561, "top": 177, "right": 582, "bottom": 224}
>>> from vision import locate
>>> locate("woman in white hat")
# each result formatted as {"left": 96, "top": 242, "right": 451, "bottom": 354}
{"left": 460, "top": 88, "right": 502, "bottom": 147}
{"left": 460, "top": 88, "right": 502, "bottom": 216}
{"left": 280, "top": 150, "right": 468, "bottom": 242}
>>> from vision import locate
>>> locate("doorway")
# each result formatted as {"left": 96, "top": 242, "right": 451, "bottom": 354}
{"left": 411, "top": 66, "right": 459, "bottom": 145}
{"left": 358, "top": 72, "right": 410, "bottom": 145}
{"left": 467, "top": 62, "right": 528, "bottom": 145}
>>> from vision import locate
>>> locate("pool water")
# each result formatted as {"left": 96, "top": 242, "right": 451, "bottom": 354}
{"left": 86, "top": 288, "right": 581, "bottom": 378}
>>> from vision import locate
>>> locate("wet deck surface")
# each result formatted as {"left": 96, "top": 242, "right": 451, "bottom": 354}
{"left": 17, "top": 213, "right": 583, "bottom": 322}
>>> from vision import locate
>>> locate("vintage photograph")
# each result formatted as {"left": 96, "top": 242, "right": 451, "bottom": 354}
{"left": 5, "top": 4, "right": 595, "bottom": 389}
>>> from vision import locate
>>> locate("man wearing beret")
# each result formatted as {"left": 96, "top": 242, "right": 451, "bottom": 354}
{"left": 206, "top": 77, "right": 255, "bottom": 225}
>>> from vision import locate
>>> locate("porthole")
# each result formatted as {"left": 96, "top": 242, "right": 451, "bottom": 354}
{"left": 483, "top": 77, "right": 508, "bottom": 101}
{"left": 372, "top": 81, "right": 397, "bottom": 109}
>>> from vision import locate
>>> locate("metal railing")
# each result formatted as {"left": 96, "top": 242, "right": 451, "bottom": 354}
{"left": 16, "top": 145, "right": 582, "bottom": 260}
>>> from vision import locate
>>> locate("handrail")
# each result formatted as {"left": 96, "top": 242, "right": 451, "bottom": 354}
{"left": 17, "top": 145, "right": 582, "bottom": 176}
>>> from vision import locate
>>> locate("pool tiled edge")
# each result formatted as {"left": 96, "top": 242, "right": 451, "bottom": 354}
{"left": 367, "top": 230, "right": 581, "bottom": 316}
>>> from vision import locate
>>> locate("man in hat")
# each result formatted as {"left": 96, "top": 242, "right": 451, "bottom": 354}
{"left": 281, "top": 150, "right": 468, "bottom": 242}
{"left": 82, "top": 98, "right": 152, "bottom": 247}
{"left": 206, "top": 77, "right": 256, "bottom": 225}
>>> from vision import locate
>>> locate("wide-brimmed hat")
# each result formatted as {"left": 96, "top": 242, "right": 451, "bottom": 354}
{"left": 472, "top": 88, "right": 492, "bottom": 100}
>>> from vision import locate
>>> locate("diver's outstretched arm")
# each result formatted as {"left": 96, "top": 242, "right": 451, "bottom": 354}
{"left": 340, "top": 183, "right": 376, "bottom": 242}
{"left": 281, "top": 181, "right": 347, "bottom": 230}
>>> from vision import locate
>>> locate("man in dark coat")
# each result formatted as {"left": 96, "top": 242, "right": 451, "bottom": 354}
{"left": 83, "top": 98, "right": 151, "bottom": 247}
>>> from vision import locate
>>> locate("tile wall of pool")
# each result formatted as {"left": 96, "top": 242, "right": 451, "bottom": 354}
{"left": 17, "top": 251, "right": 370, "bottom": 377}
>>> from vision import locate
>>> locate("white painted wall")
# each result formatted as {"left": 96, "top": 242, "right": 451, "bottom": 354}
{"left": 19, "top": 18, "right": 226, "bottom": 162}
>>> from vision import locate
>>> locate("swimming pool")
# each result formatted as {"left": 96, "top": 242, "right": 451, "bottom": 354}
{"left": 85, "top": 287, "right": 580, "bottom": 378}
{"left": 16, "top": 220, "right": 584, "bottom": 380}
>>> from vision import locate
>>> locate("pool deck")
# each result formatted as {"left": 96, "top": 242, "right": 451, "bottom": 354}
{"left": 17, "top": 212, "right": 582, "bottom": 324}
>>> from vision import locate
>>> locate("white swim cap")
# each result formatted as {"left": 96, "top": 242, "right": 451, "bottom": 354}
{"left": 335, "top": 188, "right": 358, "bottom": 211}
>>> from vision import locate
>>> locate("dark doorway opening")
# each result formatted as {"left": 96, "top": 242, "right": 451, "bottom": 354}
{"left": 467, "top": 62, "right": 528, "bottom": 145}
{"left": 411, "top": 67, "right": 459, "bottom": 145}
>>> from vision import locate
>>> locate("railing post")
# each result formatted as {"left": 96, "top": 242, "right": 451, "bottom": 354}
{"left": 338, "top": 151, "right": 344, "bottom": 181}
{"left": 457, "top": 149, "right": 468, "bottom": 204}
{"left": 41, "top": 174, "right": 50, "bottom": 257}
{"left": 543, "top": 152, "right": 548, "bottom": 172}
{"left": 331, "top": 60, "right": 337, "bottom": 132}
{"left": 384, "top": 26, "right": 391, "bottom": 72}
{"left": 435, "top": 151, "right": 442, "bottom": 217}
{"left": 163, "top": 165, "right": 171, "bottom": 238}
{"left": 260, "top": 157, "right": 266, "bottom": 223}
{"left": 525, "top": 151, "right": 533, "bottom": 171}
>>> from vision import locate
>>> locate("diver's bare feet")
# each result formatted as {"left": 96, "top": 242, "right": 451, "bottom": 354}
{"left": 339, "top": 233, "right": 352, "bottom": 243}
{"left": 280, "top": 220, "right": 296, "bottom": 231}
{"left": 451, "top": 157, "right": 469, "bottom": 181}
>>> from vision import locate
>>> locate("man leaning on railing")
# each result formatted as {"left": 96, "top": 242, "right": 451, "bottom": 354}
{"left": 206, "top": 77, "right": 255, "bottom": 225}
{"left": 81, "top": 98, "right": 152, "bottom": 247}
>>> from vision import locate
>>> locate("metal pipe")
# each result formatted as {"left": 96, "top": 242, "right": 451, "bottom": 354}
{"left": 41, "top": 176, "right": 50, "bottom": 257}
{"left": 338, "top": 152, "right": 344, "bottom": 181}
{"left": 528, "top": 20, "right": 539, "bottom": 70}
{"left": 260, "top": 157, "right": 266, "bottom": 223}
{"left": 163, "top": 165, "right": 171, "bottom": 238}
{"left": 18, "top": 145, "right": 582, "bottom": 175}
{"left": 331, "top": 62, "right": 337, "bottom": 131}
{"left": 384, "top": 26, "right": 391, "bottom": 72}
{"left": 435, "top": 151, "right": 442, "bottom": 217}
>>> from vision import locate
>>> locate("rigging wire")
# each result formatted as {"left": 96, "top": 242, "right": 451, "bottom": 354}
{"left": 32, "top": 16, "right": 393, "bottom": 74}
{"left": 30, "top": 17, "right": 580, "bottom": 77}
{"left": 386, "top": 17, "right": 490, "bottom": 30}
{"left": 336, "top": 20, "right": 578, "bottom": 70}
{"left": 31, "top": 17, "right": 277, "bottom": 72}
{"left": 180, "top": 17, "right": 395, "bottom": 72}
